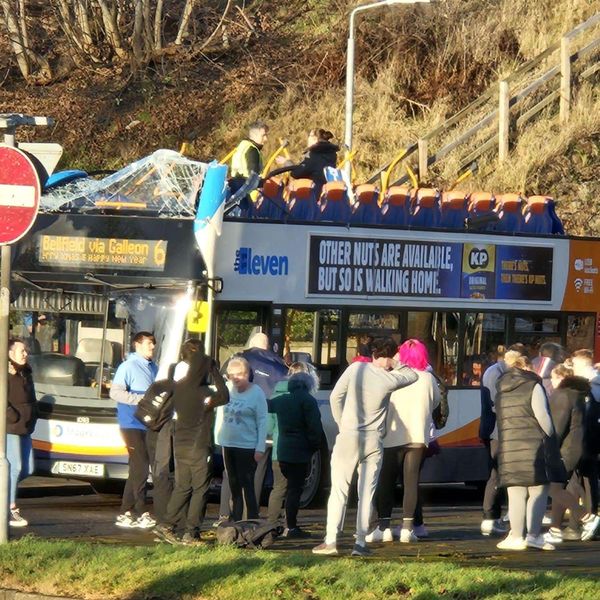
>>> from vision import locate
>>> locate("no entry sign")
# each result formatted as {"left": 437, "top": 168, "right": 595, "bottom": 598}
{"left": 0, "top": 145, "right": 41, "bottom": 244}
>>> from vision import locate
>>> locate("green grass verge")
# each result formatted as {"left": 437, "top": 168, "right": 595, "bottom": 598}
{"left": 0, "top": 537, "right": 598, "bottom": 600}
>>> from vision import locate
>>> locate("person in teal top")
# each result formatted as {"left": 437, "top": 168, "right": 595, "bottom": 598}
{"left": 267, "top": 363, "right": 323, "bottom": 537}
{"left": 214, "top": 357, "right": 267, "bottom": 521}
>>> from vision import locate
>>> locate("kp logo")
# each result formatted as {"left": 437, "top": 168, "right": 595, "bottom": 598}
{"left": 468, "top": 248, "right": 489, "bottom": 270}
{"left": 234, "top": 247, "right": 289, "bottom": 276}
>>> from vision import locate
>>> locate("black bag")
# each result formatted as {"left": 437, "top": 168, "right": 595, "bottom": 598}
{"left": 216, "top": 519, "right": 282, "bottom": 549}
{"left": 134, "top": 381, "right": 175, "bottom": 432}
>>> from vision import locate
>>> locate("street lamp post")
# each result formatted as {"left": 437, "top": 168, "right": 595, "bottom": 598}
{"left": 344, "top": 0, "right": 432, "bottom": 178}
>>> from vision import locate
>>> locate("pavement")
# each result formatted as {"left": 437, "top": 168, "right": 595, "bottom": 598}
{"left": 8, "top": 478, "right": 600, "bottom": 575}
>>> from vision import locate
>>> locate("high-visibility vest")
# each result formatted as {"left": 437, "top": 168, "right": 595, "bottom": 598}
{"left": 231, "top": 139, "right": 263, "bottom": 177}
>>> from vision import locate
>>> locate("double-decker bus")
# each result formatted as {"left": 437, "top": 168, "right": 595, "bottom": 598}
{"left": 210, "top": 214, "right": 600, "bottom": 498}
{"left": 7, "top": 151, "right": 224, "bottom": 485}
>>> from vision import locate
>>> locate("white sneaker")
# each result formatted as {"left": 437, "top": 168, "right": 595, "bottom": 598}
{"left": 115, "top": 511, "right": 136, "bottom": 528}
{"left": 9, "top": 508, "right": 28, "bottom": 528}
{"left": 544, "top": 528, "right": 563, "bottom": 544}
{"left": 542, "top": 514, "right": 552, "bottom": 526}
{"left": 481, "top": 518, "right": 508, "bottom": 536}
{"left": 134, "top": 512, "right": 156, "bottom": 529}
{"left": 413, "top": 524, "right": 429, "bottom": 538}
{"left": 496, "top": 534, "right": 527, "bottom": 551}
{"left": 365, "top": 526, "right": 393, "bottom": 543}
{"left": 581, "top": 514, "right": 600, "bottom": 541}
{"left": 526, "top": 533, "right": 555, "bottom": 550}
{"left": 400, "top": 528, "right": 418, "bottom": 543}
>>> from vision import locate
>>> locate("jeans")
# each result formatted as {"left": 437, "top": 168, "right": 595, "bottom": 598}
{"left": 6, "top": 433, "right": 34, "bottom": 507}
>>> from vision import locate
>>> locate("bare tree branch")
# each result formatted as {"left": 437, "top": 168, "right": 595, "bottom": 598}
{"left": 175, "top": 0, "right": 197, "bottom": 46}
{"left": 198, "top": 0, "right": 233, "bottom": 51}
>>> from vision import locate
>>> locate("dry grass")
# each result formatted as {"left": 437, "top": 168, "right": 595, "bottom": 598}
{"left": 196, "top": 0, "right": 599, "bottom": 201}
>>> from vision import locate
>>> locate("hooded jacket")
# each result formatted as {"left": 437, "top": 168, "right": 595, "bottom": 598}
{"left": 268, "top": 372, "right": 323, "bottom": 463}
{"left": 288, "top": 141, "right": 339, "bottom": 185}
{"left": 496, "top": 368, "right": 557, "bottom": 487}
{"left": 173, "top": 353, "right": 229, "bottom": 441}
{"left": 7, "top": 361, "right": 37, "bottom": 435}
{"left": 549, "top": 375, "right": 588, "bottom": 472}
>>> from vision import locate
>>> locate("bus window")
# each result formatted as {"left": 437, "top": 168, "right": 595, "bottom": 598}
{"left": 462, "top": 313, "right": 506, "bottom": 386}
{"left": 215, "top": 309, "right": 263, "bottom": 366}
{"left": 346, "top": 312, "right": 400, "bottom": 364}
{"left": 566, "top": 314, "right": 595, "bottom": 355}
{"left": 512, "top": 312, "right": 561, "bottom": 357}
{"left": 284, "top": 309, "right": 340, "bottom": 387}
{"left": 411, "top": 312, "right": 458, "bottom": 386}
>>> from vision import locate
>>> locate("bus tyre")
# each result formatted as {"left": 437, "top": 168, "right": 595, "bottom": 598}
{"left": 299, "top": 442, "right": 329, "bottom": 509}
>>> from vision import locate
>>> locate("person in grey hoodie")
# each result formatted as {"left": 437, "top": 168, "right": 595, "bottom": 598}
{"left": 312, "top": 337, "right": 417, "bottom": 557}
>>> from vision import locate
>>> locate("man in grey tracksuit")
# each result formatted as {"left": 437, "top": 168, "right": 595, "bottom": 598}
{"left": 312, "top": 337, "right": 417, "bottom": 556}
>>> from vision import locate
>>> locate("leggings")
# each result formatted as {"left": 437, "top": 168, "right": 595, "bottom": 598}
{"left": 223, "top": 447, "right": 258, "bottom": 521}
{"left": 376, "top": 445, "right": 425, "bottom": 530}
{"left": 506, "top": 484, "right": 549, "bottom": 538}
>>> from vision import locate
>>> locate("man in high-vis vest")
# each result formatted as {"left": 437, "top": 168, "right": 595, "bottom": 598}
{"left": 231, "top": 121, "right": 269, "bottom": 179}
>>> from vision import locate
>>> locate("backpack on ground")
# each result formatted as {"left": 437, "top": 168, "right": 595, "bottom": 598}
{"left": 216, "top": 519, "right": 282, "bottom": 549}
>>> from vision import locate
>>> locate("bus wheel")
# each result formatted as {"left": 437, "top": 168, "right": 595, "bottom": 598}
{"left": 299, "top": 443, "right": 329, "bottom": 508}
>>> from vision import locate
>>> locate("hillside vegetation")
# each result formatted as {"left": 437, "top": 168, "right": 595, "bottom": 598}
{"left": 0, "top": 0, "right": 598, "bottom": 233}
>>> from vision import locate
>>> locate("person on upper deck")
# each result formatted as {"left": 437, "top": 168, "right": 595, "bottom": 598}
{"left": 231, "top": 121, "right": 269, "bottom": 180}
{"left": 268, "top": 129, "right": 339, "bottom": 186}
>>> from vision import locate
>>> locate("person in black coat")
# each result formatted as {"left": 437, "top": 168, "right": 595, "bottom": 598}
{"left": 546, "top": 364, "right": 600, "bottom": 542}
{"left": 267, "top": 129, "right": 339, "bottom": 187}
{"left": 154, "top": 351, "right": 229, "bottom": 545}
{"left": 495, "top": 352, "right": 560, "bottom": 550}
{"left": 7, "top": 337, "right": 38, "bottom": 528}
{"left": 267, "top": 364, "right": 323, "bottom": 537}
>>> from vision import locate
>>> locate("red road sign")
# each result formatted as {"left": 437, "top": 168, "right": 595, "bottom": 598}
{"left": 0, "top": 145, "right": 41, "bottom": 245}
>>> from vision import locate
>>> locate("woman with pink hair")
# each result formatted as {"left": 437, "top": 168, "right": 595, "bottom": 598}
{"left": 366, "top": 339, "right": 440, "bottom": 544}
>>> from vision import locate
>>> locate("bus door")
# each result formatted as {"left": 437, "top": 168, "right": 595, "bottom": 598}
{"left": 213, "top": 304, "right": 270, "bottom": 366}
{"left": 282, "top": 308, "right": 342, "bottom": 389}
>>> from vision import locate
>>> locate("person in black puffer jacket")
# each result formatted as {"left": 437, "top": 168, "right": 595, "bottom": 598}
{"left": 268, "top": 129, "right": 339, "bottom": 187}
{"left": 7, "top": 337, "right": 38, "bottom": 528}
{"left": 546, "top": 364, "right": 600, "bottom": 542}
{"left": 495, "top": 352, "right": 561, "bottom": 550}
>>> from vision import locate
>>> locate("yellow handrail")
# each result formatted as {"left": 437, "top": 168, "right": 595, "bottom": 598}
{"left": 219, "top": 147, "right": 236, "bottom": 165}
{"left": 379, "top": 147, "right": 409, "bottom": 204}
{"left": 262, "top": 139, "right": 289, "bottom": 177}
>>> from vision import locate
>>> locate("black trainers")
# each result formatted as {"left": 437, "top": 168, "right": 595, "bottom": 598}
{"left": 283, "top": 527, "right": 311, "bottom": 539}
{"left": 351, "top": 543, "right": 372, "bottom": 557}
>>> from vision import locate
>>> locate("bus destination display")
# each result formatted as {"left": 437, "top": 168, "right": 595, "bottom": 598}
{"left": 38, "top": 235, "right": 168, "bottom": 271}
{"left": 308, "top": 234, "right": 552, "bottom": 302}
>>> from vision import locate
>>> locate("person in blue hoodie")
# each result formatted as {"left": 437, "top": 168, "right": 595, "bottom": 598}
{"left": 110, "top": 331, "right": 158, "bottom": 529}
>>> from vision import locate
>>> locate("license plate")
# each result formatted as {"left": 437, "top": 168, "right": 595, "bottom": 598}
{"left": 51, "top": 461, "right": 105, "bottom": 477}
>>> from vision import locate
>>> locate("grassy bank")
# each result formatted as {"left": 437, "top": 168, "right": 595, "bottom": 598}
{"left": 0, "top": 537, "right": 599, "bottom": 600}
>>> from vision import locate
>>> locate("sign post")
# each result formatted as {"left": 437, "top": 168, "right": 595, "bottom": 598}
{"left": 0, "top": 113, "right": 52, "bottom": 543}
